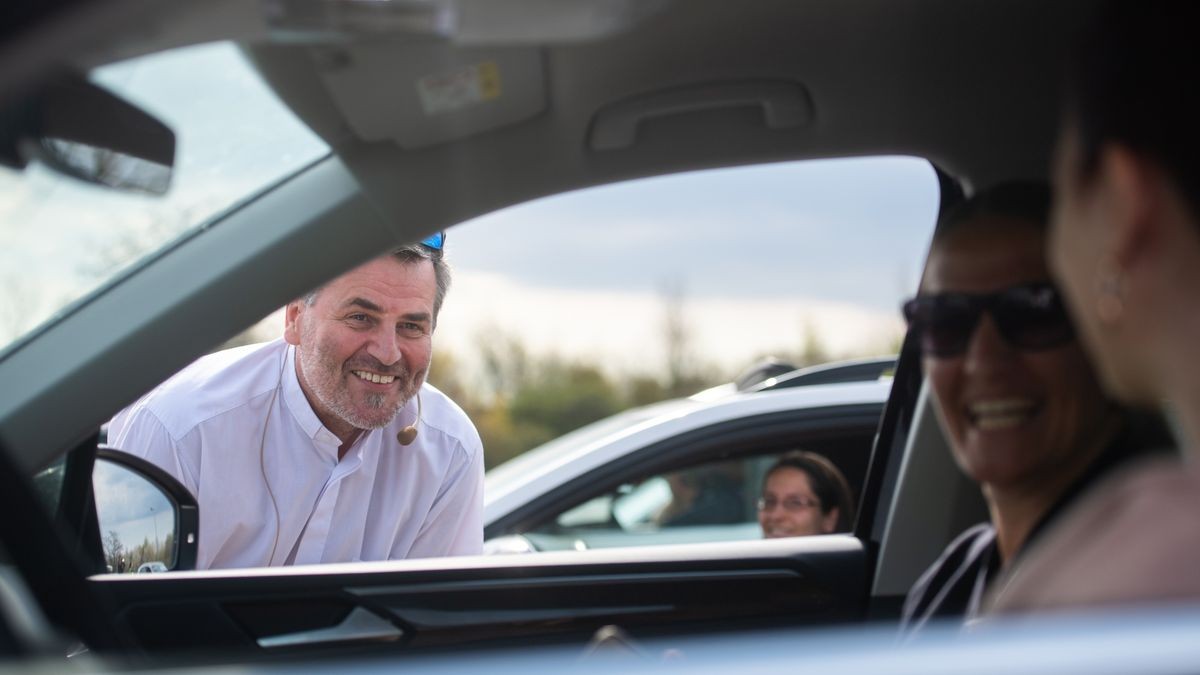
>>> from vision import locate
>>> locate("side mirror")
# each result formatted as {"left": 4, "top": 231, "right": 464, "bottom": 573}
{"left": 93, "top": 447, "right": 198, "bottom": 572}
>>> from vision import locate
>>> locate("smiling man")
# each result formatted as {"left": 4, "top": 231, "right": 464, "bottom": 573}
{"left": 107, "top": 237, "right": 485, "bottom": 569}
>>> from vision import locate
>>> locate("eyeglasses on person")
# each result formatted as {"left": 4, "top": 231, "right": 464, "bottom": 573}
{"left": 901, "top": 281, "right": 1074, "bottom": 358}
{"left": 757, "top": 496, "right": 822, "bottom": 512}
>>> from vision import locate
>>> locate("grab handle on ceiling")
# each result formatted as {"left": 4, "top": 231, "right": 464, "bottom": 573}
{"left": 588, "top": 80, "right": 812, "bottom": 151}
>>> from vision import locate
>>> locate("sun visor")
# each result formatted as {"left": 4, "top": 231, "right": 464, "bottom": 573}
{"left": 310, "top": 43, "right": 545, "bottom": 150}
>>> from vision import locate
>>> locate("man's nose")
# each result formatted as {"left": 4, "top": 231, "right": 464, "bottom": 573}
{"left": 963, "top": 313, "right": 1016, "bottom": 370}
{"left": 366, "top": 326, "right": 404, "bottom": 367}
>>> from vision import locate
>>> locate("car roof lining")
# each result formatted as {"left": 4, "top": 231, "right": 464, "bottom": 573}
{"left": 9, "top": 0, "right": 1091, "bottom": 204}
{"left": 242, "top": 0, "right": 1090, "bottom": 233}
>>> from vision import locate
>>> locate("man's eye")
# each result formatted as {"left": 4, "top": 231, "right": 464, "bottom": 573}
{"left": 399, "top": 322, "right": 427, "bottom": 336}
{"left": 347, "top": 313, "right": 372, "bottom": 324}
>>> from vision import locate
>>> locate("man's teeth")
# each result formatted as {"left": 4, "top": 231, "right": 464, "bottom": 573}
{"left": 353, "top": 371, "right": 396, "bottom": 384}
{"left": 969, "top": 399, "right": 1035, "bottom": 430}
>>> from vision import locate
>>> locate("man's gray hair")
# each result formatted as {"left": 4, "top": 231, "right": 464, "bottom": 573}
{"left": 303, "top": 244, "right": 452, "bottom": 326}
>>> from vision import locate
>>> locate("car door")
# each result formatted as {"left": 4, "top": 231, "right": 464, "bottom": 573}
{"left": 64, "top": 363, "right": 920, "bottom": 658}
{"left": 29, "top": 342, "right": 920, "bottom": 659}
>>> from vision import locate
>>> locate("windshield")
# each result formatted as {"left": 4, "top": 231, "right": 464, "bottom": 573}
{"left": 0, "top": 42, "right": 329, "bottom": 356}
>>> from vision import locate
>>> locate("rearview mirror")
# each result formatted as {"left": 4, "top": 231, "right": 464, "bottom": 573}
{"left": 0, "top": 71, "right": 175, "bottom": 194}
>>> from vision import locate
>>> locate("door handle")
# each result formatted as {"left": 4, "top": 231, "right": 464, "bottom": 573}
{"left": 589, "top": 80, "right": 813, "bottom": 151}
{"left": 257, "top": 607, "right": 404, "bottom": 648}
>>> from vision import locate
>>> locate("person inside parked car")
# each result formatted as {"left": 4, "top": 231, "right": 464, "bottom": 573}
{"left": 899, "top": 181, "right": 1167, "bottom": 636}
{"left": 107, "top": 235, "right": 486, "bottom": 569}
{"left": 656, "top": 465, "right": 746, "bottom": 527}
{"left": 986, "top": 0, "right": 1200, "bottom": 612}
{"left": 757, "top": 451, "right": 854, "bottom": 538}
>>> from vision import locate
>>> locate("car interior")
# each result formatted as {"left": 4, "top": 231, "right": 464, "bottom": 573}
{"left": 0, "top": 0, "right": 1104, "bottom": 667}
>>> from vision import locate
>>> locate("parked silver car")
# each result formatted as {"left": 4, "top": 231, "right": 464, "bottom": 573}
{"left": 485, "top": 377, "right": 890, "bottom": 553}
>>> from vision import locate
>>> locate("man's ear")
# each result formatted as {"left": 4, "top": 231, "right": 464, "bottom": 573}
{"left": 1101, "top": 144, "right": 1164, "bottom": 270}
{"left": 283, "top": 301, "right": 304, "bottom": 346}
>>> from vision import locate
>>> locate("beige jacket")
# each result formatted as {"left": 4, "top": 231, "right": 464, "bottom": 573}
{"left": 986, "top": 457, "right": 1200, "bottom": 614}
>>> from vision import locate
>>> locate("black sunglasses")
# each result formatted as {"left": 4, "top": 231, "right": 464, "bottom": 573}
{"left": 901, "top": 282, "right": 1075, "bottom": 357}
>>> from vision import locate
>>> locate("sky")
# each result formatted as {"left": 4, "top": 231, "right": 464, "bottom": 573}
{"left": 434, "top": 157, "right": 938, "bottom": 378}
{"left": 0, "top": 41, "right": 941, "bottom": 384}
{"left": 93, "top": 460, "right": 175, "bottom": 563}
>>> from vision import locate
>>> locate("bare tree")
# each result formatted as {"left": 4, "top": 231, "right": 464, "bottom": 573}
{"left": 102, "top": 530, "right": 125, "bottom": 573}
{"left": 661, "top": 279, "right": 692, "bottom": 395}
{"left": 476, "top": 325, "right": 531, "bottom": 402}
{"left": 797, "top": 317, "right": 830, "bottom": 366}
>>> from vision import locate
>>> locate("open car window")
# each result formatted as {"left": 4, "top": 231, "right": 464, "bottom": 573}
{"left": 498, "top": 410, "right": 878, "bottom": 553}
{"left": 82, "top": 152, "right": 937, "bottom": 571}
{"left": 535, "top": 452, "right": 837, "bottom": 549}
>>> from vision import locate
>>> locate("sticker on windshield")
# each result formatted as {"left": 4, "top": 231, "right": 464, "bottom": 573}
{"left": 417, "top": 62, "right": 502, "bottom": 115}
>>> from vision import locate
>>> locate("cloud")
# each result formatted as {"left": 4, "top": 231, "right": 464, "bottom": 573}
{"left": 93, "top": 459, "right": 175, "bottom": 551}
{"left": 445, "top": 156, "right": 938, "bottom": 311}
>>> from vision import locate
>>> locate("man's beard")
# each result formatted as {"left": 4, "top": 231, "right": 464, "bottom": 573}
{"left": 297, "top": 338, "right": 423, "bottom": 431}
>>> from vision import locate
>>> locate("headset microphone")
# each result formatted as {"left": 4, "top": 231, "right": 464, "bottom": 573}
{"left": 397, "top": 392, "right": 422, "bottom": 446}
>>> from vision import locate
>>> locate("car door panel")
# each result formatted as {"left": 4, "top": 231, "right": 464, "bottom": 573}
{"left": 96, "top": 536, "right": 865, "bottom": 655}
{"left": 87, "top": 399, "right": 891, "bottom": 657}
{"left": 83, "top": 401, "right": 881, "bottom": 657}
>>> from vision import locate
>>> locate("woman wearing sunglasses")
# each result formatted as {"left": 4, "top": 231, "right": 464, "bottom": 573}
{"left": 898, "top": 182, "right": 1163, "bottom": 636}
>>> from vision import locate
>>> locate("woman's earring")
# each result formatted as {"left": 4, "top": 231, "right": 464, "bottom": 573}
{"left": 1095, "top": 264, "right": 1126, "bottom": 326}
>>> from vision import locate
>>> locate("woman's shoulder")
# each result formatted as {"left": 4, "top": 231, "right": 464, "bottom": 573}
{"left": 988, "top": 458, "right": 1200, "bottom": 613}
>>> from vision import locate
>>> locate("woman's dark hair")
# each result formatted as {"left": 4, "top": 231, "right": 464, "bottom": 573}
{"left": 763, "top": 451, "right": 855, "bottom": 531}
{"left": 932, "top": 181, "right": 1052, "bottom": 244}
{"left": 1066, "top": 1, "right": 1200, "bottom": 221}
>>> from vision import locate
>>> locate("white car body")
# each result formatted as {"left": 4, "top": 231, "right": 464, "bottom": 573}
{"left": 485, "top": 380, "right": 892, "bottom": 548}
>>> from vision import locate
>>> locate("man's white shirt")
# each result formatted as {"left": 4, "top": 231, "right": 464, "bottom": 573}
{"left": 107, "top": 339, "right": 484, "bottom": 569}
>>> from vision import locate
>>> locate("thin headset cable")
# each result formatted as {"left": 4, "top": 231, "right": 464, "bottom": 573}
{"left": 399, "top": 356, "right": 430, "bottom": 444}
{"left": 259, "top": 346, "right": 287, "bottom": 566}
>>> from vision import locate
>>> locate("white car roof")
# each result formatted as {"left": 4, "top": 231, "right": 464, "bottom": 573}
{"left": 484, "top": 379, "right": 891, "bottom": 525}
